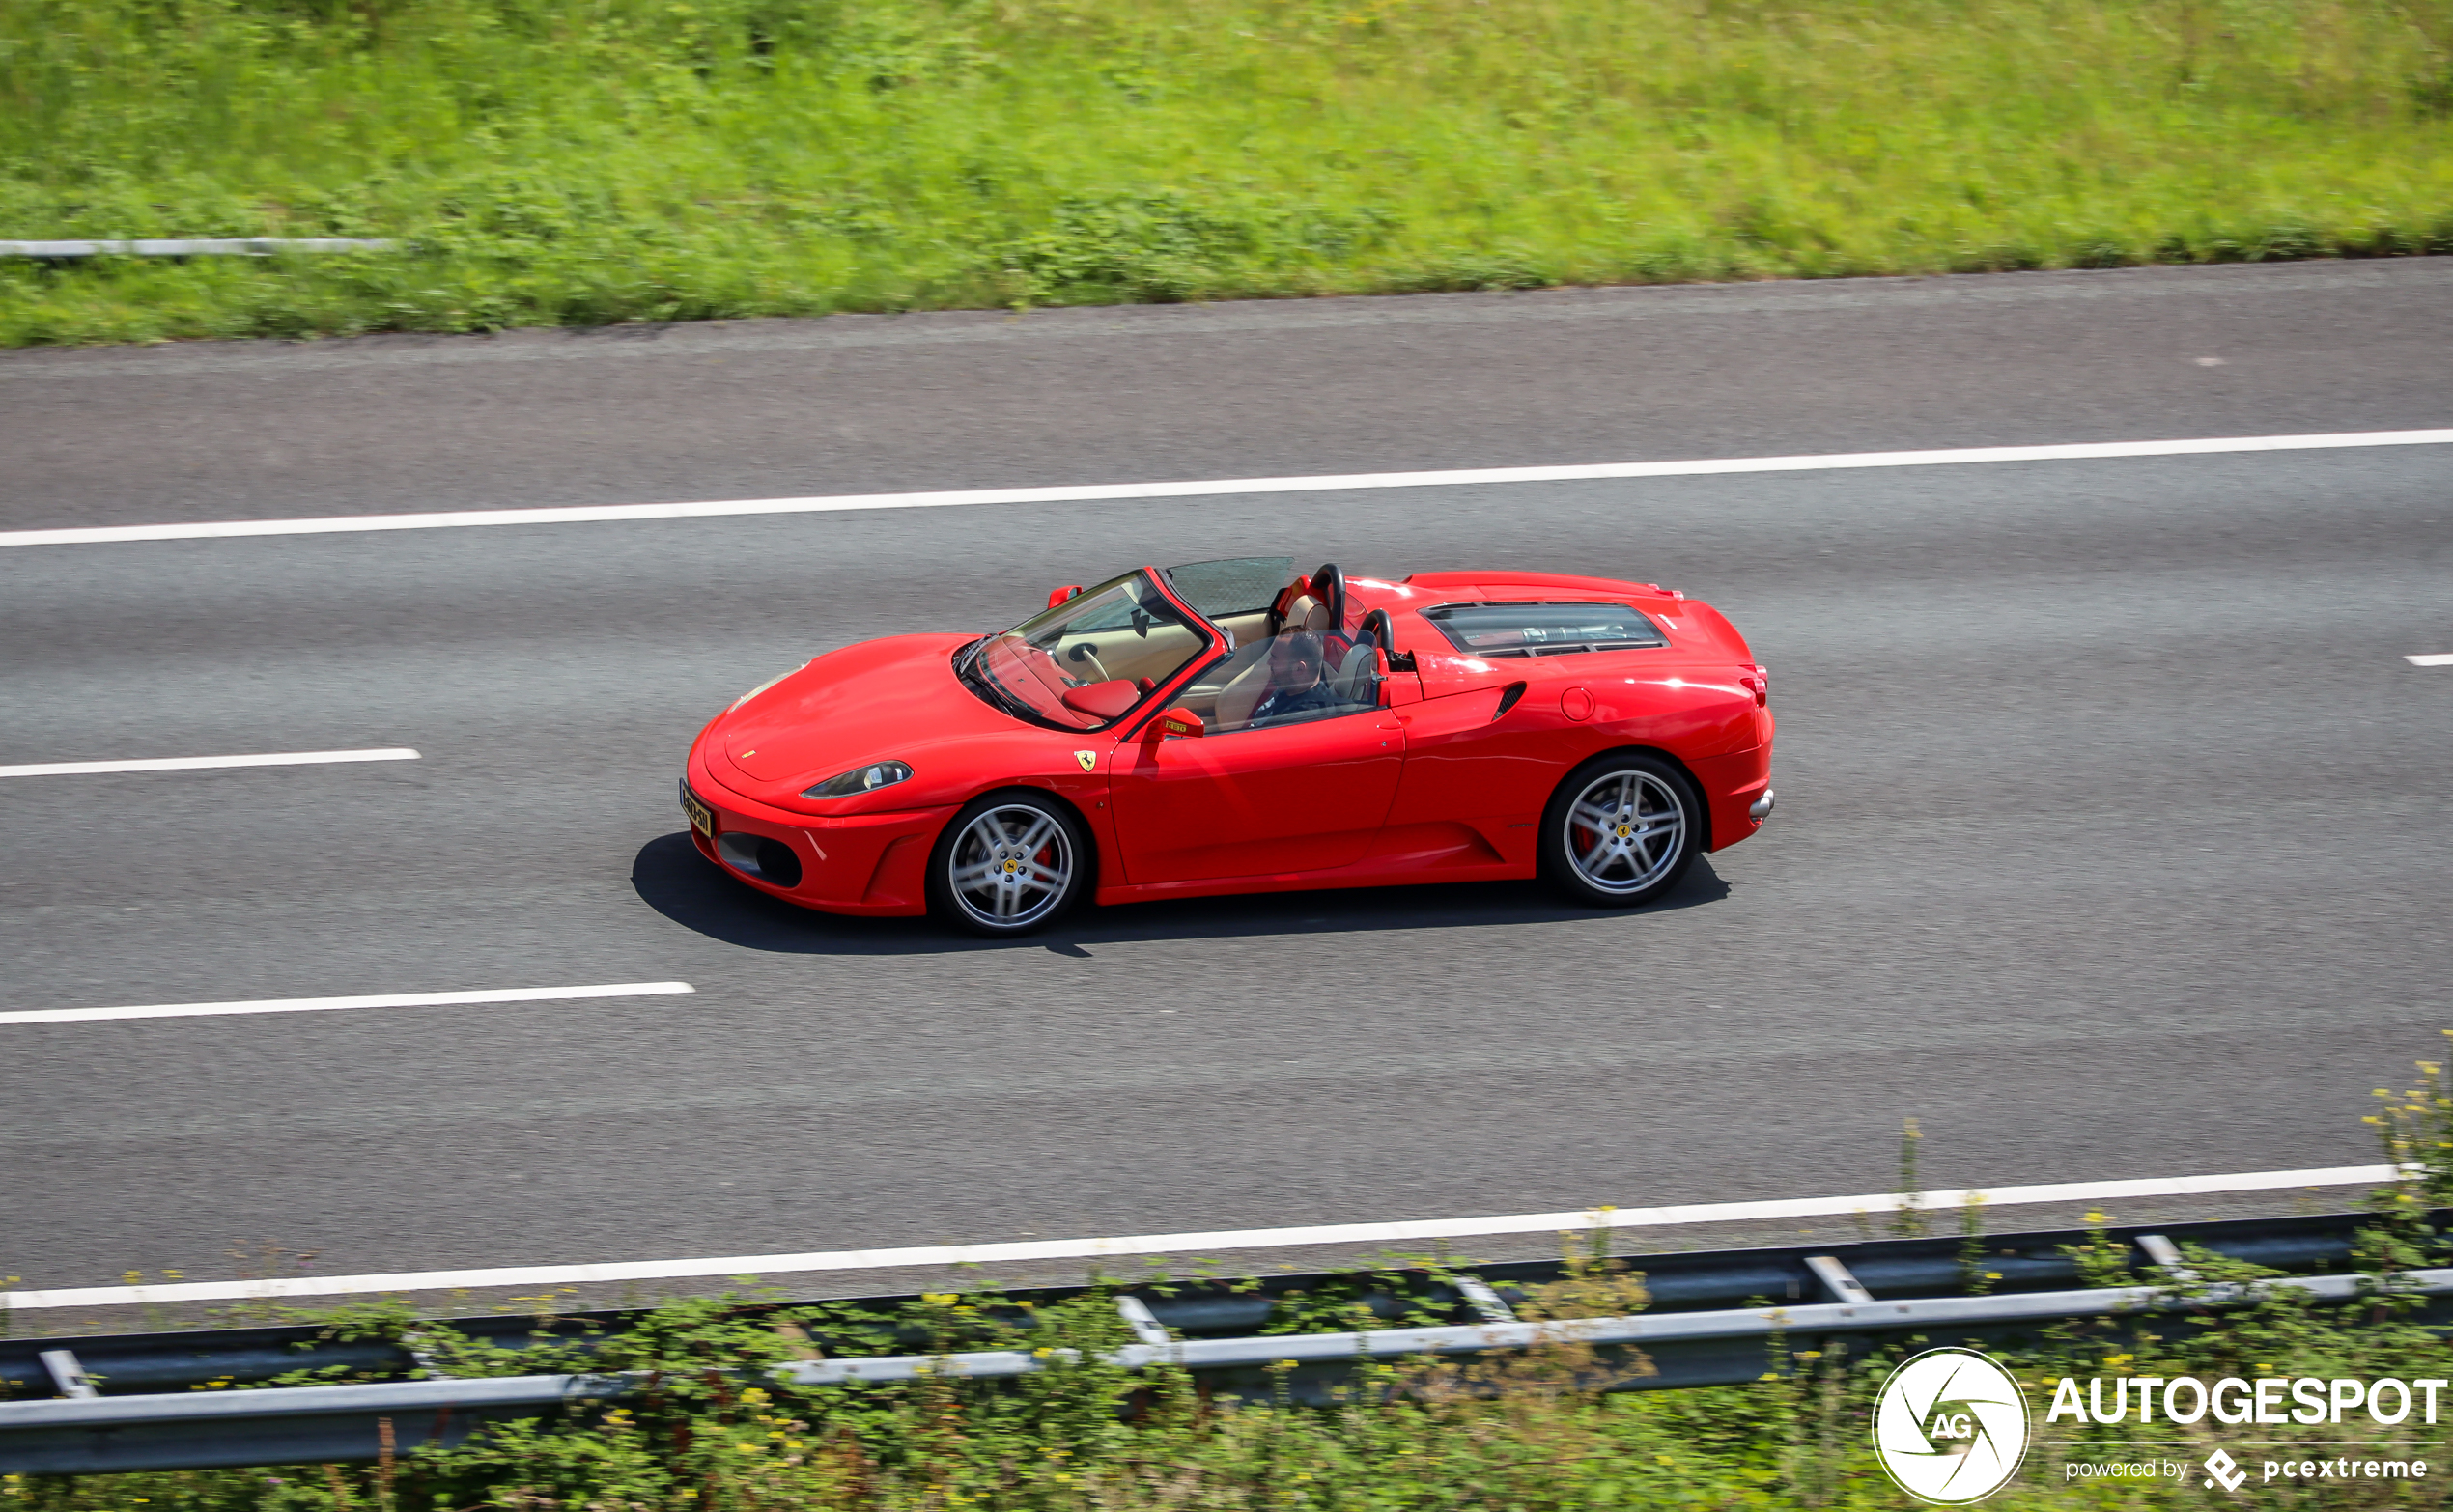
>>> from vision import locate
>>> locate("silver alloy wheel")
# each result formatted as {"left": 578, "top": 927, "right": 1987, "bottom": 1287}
{"left": 947, "top": 803, "right": 1075, "bottom": 928}
{"left": 1562, "top": 769, "right": 1687, "bottom": 896}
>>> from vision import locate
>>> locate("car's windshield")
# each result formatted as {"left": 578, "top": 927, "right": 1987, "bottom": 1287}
{"left": 962, "top": 572, "right": 1213, "bottom": 730}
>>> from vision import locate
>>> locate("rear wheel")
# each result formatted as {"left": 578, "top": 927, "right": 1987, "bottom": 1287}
{"left": 928, "top": 791, "right": 1090, "bottom": 938}
{"left": 1538, "top": 752, "right": 1702, "bottom": 907}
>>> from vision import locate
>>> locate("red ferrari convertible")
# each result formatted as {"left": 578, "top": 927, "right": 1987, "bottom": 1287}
{"left": 682, "top": 558, "right": 1773, "bottom": 936}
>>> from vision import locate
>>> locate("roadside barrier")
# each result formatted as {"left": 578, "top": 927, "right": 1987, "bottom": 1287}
{"left": 2, "top": 1209, "right": 2435, "bottom": 1475}
{"left": 0, "top": 239, "right": 394, "bottom": 260}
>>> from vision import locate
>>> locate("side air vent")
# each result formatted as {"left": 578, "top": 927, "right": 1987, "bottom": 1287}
{"left": 1494, "top": 682, "right": 1528, "bottom": 718}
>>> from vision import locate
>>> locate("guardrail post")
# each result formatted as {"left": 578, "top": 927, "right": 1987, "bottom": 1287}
{"left": 1115, "top": 1297, "right": 1170, "bottom": 1347}
{"left": 2135, "top": 1234, "right": 2200, "bottom": 1284}
{"left": 1803, "top": 1256, "right": 1874, "bottom": 1305}
{"left": 1454, "top": 1276, "right": 1518, "bottom": 1323}
{"left": 37, "top": 1351, "right": 96, "bottom": 1399}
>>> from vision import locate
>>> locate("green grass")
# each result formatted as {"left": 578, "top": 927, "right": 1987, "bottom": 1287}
{"left": 9, "top": 1232, "right": 2453, "bottom": 1511}
{"left": 10, "top": 1044, "right": 2453, "bottom": 1508}
{"left": 3, "top": 0, "right": 2451, "bottom": 346}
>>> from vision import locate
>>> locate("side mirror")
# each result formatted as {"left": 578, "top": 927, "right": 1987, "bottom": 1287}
{"left": 1047, "top": 585, "right": 1084, "bottom": 608}
{"left": 1146, "top": 708, "right": 1204, "bottom": 741}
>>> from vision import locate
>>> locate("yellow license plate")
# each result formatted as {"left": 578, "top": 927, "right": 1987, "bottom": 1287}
{"left": 680, "top": 780, "right": 715, "bottom": 840}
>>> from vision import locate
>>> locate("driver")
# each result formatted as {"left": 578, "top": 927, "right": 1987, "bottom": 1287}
{"left": 1247, "top": 631, "right": 1339, "bottom": 726}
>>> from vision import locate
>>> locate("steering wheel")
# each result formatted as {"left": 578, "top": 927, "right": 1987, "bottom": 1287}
{"left": 1009, "top": 636, "right": 1072, "bottom": 686}
{"left": 1066, "top": 643, "right": 1114, "bottom": 683}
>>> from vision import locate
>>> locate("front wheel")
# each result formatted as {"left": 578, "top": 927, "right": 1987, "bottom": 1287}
{"left": 928, "top": 791, "right": 1091, "bottom": 938}
{"left": 1537, "top": 752, "right": 1703, "bottom": 907}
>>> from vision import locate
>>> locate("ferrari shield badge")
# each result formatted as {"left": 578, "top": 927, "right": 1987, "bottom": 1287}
{"left": 1074, "top": 750, "right": 1098, "bottom": 773}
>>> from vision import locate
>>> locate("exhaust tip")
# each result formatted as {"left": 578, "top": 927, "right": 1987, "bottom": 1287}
{"left": 1748, "top": 790, "right": 1776, "bottom": 822}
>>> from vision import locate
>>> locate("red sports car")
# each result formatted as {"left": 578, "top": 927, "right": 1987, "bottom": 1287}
{"left": 682, "top": 558, "right": 1773, "bottom": 937}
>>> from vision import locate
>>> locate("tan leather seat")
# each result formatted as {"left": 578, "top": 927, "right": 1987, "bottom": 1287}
{"left": 1281, "top": 593, "right": 1331, "bottom": 634}
{"left": 1329, "top": 643, "right": 1379, "bottom": 706}
{"left": 1215, "top": 590, "right": 1334, "bottom": 729}
{"left": 1214, "top": 656, "right": 1277, "bottom": 730}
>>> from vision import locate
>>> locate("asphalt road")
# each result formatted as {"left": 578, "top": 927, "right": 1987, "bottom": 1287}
{"left": 2, "top": 260, "right": 2450, "bottom": 1303}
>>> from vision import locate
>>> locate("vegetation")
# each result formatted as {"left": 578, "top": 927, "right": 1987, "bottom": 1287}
{"left": 4, "top": 1034, "right": 2453, "bottom": 1508}
{"left": 8, "top": 1235, "right": 2453, "bottom": 1509}
{"left": 2, "top": 0, "right": 2451, "bottom": 346}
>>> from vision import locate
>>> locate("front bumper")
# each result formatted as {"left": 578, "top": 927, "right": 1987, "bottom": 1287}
{"left": 681, "top": 754, "right": 952, "bottom": 916}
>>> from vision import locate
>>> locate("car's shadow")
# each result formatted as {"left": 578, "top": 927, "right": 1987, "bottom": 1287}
{"left": 632, "top": 830, "right": 1731, "bottom": 956}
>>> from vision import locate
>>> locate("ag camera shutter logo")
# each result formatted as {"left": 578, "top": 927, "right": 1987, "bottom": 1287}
{"left": 1872, "top": 1347, "right": 2032, "bottom": 1504}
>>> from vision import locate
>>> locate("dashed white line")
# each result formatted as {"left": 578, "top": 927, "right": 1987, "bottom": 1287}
{"left": 0, "top": 747, "right": 419, "bottom": 778}
{"left": 2409, "top": 653, "right": 2453, "bottom": 667}
{"left": 0, "top": 1162, "right": 2392, "bottom": 1310}
{"left": 0, "top": 981, "right": 694, "bottom": 1028}
{"left": 2, "top": 429, "right": 2449, "bottom": 549}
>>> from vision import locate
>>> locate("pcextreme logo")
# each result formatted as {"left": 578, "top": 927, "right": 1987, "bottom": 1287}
{"left": 2203, "top": 1450, "right": 2249, "bottom": 1492}
{"left": 1873, "top": 1348, "right": 2032, "bottom": 1505}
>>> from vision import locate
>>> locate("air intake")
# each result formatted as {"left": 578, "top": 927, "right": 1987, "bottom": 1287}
{"left": 715, "top": 831, "right": 804, "bottom": 889}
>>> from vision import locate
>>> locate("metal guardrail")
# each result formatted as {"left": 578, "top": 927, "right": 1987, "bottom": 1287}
{"left": 0, "top": 239, "right": 395, "bottom": 260}
{"left": 0, "top": 1206, "right": 2397, "bottom": 1411}
{"left": 0, "top": 1209, "right": 2390, "bottom": 1404}
{"left": 7, "top": 1263, "right": 2449, "bottom": 1475}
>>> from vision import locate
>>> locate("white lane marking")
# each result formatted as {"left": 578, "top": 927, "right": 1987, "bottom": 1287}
{"left": 0, "top": 1162, "right": 2391, "bottom": 1310}
{"left": 2409, "top": 653, "right": 2453, "bottom": 667}
{"left": 4, "top": 429, "right": 2449, "bottom": 549}
{"left": 0, "top": 982, "right": 694, "bottom": 1028}
{"left": 0, "top": 747, "right": 419, "bottom": 778}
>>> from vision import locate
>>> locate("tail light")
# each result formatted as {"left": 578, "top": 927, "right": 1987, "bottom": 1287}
{"left": 1739, "top": 665, "right": 1769, "bottom": 707}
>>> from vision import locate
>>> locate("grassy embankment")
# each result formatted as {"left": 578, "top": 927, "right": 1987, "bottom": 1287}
{"left": 7, "top": 1213, "right": 2453, "bottom": 1511}
{"left": 9, "top": 1049, "right": 2453, "bottom": 1509}
{"left": 2, "top": 0, "right": 2451, "bottom": 346}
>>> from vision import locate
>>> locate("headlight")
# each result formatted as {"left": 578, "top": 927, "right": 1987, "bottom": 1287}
{"left": 804, "top": 761, "right": 914, "bottom": 798}
{"left": 730, "top": 662, "right": 806, "bottom": 711}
